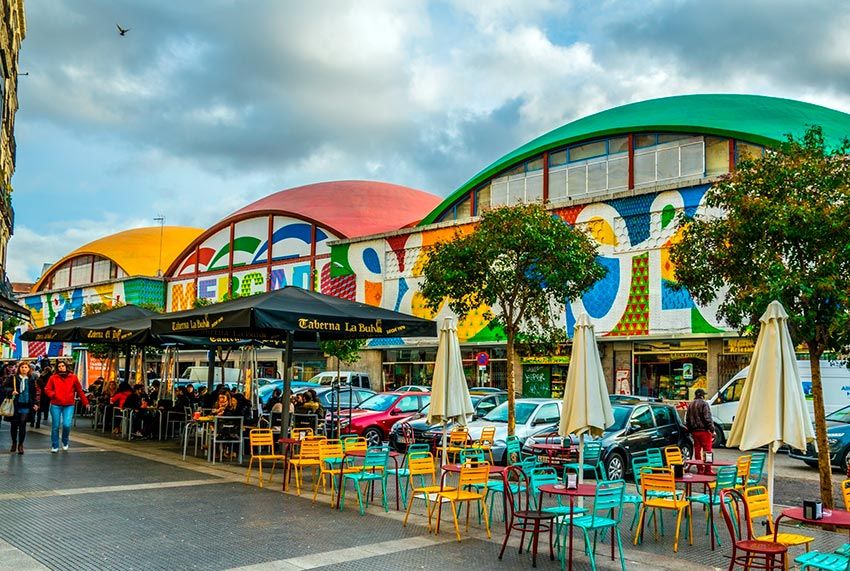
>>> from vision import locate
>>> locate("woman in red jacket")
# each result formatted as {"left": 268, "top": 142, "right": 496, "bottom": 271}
{"left": 44, "top": 360, "right": 88, "bottom": 453}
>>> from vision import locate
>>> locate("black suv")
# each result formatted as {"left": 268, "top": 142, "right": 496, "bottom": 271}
{"left": 524, "top": 401, "right": 692, "bottom": 480}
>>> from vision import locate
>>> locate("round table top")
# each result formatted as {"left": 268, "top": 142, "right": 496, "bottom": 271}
{"left": 443, "top": 463, "right": 506, "bottom": 474}
{"left": 538, "top": 483, "right": 597, "bottom": 497}
{"left": 278, "top": 437, "right": 300, "bottom": 444}
{"left": 685, "top": 459, "right": 734, "bottom": 467}
{"left": 675, "top": 473, "right": 716, "bottom": 484}
{"left": 346, "top": 449, "right": 402, "bottom": 458}
{"left": 781, "top": 507, "right": 850, "bottom": 528}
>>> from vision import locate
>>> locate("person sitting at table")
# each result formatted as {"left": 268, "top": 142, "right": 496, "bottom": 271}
{"left": 174, "top": 386, "right": 192, "bottom": 413}
{"left": 124, "top": 383, "right": 154, "bottom": 439}
{"left": 184, "top": 384, "right": 198, "bottom": 405}
{"left": 109, "top": 382, "right": 134, "bottom": 435}
{"left": 212, "top": 390, "right": 232, "bottom": 416}
{"left": 87, "top": 377, "right": 104, "bottom": 399}
{"left": 265, "top": 388, "right": 282, "bottom": 413}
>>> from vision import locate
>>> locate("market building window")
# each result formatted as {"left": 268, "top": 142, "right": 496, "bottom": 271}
{"left": 633, "top": 339, "right": 708, "bottom": 399}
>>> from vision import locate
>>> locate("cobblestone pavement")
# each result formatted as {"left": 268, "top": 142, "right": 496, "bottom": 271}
{"left": 0, "top": 422, "right": 845, "bottom": 570}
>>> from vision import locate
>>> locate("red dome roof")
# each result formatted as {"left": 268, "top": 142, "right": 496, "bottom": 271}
{"left": 229, "top": 180, "right": 441, "bottom": 238}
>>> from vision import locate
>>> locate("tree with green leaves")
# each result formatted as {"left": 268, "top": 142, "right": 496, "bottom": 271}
{"left": 319, "top": 339, "right": 366, "bottom": 437}
{"left": 670, "top": 125, "right": 850, "bottom": 509}
{"left": 420, "top": 203, "right": 606, "bottom": 434}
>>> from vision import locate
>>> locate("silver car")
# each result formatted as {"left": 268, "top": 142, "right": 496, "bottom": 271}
{"left": 427, "top": 398, "right": 561, "bottom": 463}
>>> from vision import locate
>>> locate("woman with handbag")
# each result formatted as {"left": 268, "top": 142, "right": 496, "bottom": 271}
{"left": 3, "top": 361, "right": 40, "bottom": 454}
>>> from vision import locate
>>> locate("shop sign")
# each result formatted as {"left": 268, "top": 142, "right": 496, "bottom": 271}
{"left": 615, "top": 369, "right": 631, "bottom": 395}
{"left": 724, "top": 338, "right": 756, "bottom": 354}
{"left": 520, "top": 355, "right": 571, "bottom": 365}
{"left": 682, "top": 363, "right": 694, "bottom": 380}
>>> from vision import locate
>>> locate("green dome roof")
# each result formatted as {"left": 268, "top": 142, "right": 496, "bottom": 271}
{"left": 421, "top": 94, "right": 850, "bottom": 225}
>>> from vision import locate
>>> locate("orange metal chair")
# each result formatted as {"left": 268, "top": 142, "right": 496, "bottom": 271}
{"left": 634, "top": 467, "right": 692, "bottom": 553}
{"left": 444, "top": 428, "right": 470, "bottom": 463}
{"left": 288, "top": 436, "right": 325, "bottom": 495}
{"left": 744, "top": 486, "right": 813, "bottom": 558}
{"left": 436, "top": 462, "right": 492, "bottom": 541}
{"left": 474, "top": 426, "right": 497, "bottom": 463}
{"left": 402, "top": 452, "right": 454, "bottom": 529}
{"left": 663, "top": 445, "right": 684, "bottom": 466}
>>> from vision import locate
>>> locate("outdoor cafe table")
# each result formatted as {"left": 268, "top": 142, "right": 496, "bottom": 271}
{"left": 335, "top": 449, "right": 404, "bottom": 511}
{"left": 684, "top": 458, "right": 734, "bottom": 471}
{"left": 674, "top": 472, "right": 717, "bottom": 550}
{"left": 441, "top": 463, "right": 510, "bottom": 534}
{"left": 776, "top": 507, "right": 850, "bottom": 540}
{"left": 538, "top": 483, "right": 597, "bottom": 571}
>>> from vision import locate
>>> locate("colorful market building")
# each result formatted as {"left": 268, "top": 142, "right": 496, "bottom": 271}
{"left": 323, "top": 94, "right": 850, "bottom": 399}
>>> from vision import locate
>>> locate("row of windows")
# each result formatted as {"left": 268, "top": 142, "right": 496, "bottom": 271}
{"left": 436, "top": 134, "right": 764, "bottom": 222}
{"left": 42, "top": 255, "right": 126, "bottom": 291}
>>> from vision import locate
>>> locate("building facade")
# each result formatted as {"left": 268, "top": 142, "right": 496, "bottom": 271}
{"left": 324, "top": 95, "right": 850, "bottom": 398}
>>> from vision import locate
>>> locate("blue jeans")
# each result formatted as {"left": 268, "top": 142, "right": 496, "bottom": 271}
{"left": 50, "top": 405, "right": 75, "bottom": 449}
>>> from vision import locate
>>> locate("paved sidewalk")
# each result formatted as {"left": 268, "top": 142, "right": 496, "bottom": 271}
{"left": 0, "top": 423, "right": 842, "bottom": 570}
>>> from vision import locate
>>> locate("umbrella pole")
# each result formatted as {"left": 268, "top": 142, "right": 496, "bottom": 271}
{"left": 441, "top": 420, "right": 448, "bottom": 476}
{"left": 280, "top": 331, "right": 294, "bottom": 440}
{"left": 767, "top": 448, "right": 775, "bottom": 508}
{"left": 577, "top": 433, "right": 585, "bottom": 508}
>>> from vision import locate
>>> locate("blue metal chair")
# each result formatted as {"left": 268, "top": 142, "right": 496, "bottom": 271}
{"left": 391, "top": 443, "right": 430, "bottom": 505}
{"left": 687, "top": 465, "right": 738, "bottom": 544}
{"left": 569, "top": 479, "right": 628, "bottom": 571}
{"left": 562, "top": 441, "right": 604, "bottom": 480}
{"left": 340, "top": 446, "right": 390, "bottom": 515}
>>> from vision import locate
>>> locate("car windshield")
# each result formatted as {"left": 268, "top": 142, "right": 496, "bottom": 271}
{"left": 605, "top": 406, "right": 633, "bottom": 432}
{"left": 357, "top": 394, "right": 397, "bottom": 412}
{"left": 483, "top": 402, "right": 537, "bottom": 424}
{"left": 827, "top": 406, "right": 850, "bottom": 424}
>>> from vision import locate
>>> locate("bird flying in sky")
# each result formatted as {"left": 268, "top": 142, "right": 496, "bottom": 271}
{"left": 116, "top": 24, "right": 130, "bottom": 36}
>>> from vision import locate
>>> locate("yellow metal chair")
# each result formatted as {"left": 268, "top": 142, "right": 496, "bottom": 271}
{"left": 663, "top": 445, "right": 684, "bottom": 466}
{"left": 436, "top": 462, "right": 492, "bottom": 541}
{"left": 444, "top": 428, "right": 470, "bottom": 463}
{"left": 473, "top": 426, "right": 497, "bottom": 463}
{"left": 736, "top": 454, "right": 752, "bottom": 488}
{"left": 291, "top": 427, "right": 314, "bottom": 440}
{"left": 744, "top": 486, "right": 813, "bottom": 558}
{"left": 245, "top": 429, "right": 287, "bottom": 488}
{"left": 343, "top": 436, "right": 368, "bottom": 454}
{"left": 842, "top": 479, "right": 850, "bottom": 511}
{"left": 288, "top": 436, "right": 325, "bottom": 495}
{"left": 634, "top": 467, "right": 692, "bottom": 553}
{"left": 403, "top": 452, "right": 454, "bottom": 529}
{"left": 312, "top": 440, "right": 360, "bottom": 506}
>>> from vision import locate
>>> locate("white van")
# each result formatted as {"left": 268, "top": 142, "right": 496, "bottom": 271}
{"left": 307, "top": 371, "right": 371, "bottom": 389}
{"left": 181, "top": 366, "right": 242, "bottom": 384}
{"left": 710, "top": 359, "right": 850, "bottom": 445}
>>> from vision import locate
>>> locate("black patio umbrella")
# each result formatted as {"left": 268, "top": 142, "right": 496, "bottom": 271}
{"left": 21, "top": 305, "right": 158, "bottom": 345}
{"left": 150, "top": 286, "right": 437, "bottom": 433}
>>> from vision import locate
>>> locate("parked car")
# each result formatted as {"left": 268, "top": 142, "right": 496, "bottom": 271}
{"left": 307, "top": 371, "right": 372, "bottom": 389}
{"left": 394, "top": 385, "right": 430, "bottom": 392}
{"left": 523, "top": 400, "right": 693, "bottom": 480}
{"left": 388, "top": 391, "right": 509, "bottom": 451}
{"left": 257, "top": 380, "right": 321, "bottom": 407}
{"left": 710, "top": 360, "right": 850, "bottom": 447}
{"left": 422, "top": 398, "right": 561, "bottom": 464}
{"left": 337, "top": 392, "right": 431, "bottom": 447}
{"left": 789, "top": 404, "right": 850, "bottom": 470}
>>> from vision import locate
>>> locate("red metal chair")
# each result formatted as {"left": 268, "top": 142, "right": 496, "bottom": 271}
{"left": 719, "top": 488, "right": 787, "bottom": 570}
{"left": 498, "top": 464, "right": 556, "bottom": 568}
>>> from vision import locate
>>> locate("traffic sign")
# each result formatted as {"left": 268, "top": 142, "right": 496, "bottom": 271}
{"left": 475, "top": 352, "right": 490, "bottom": 367}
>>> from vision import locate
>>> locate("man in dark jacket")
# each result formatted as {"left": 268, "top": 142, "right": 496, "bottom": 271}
{"left": 685, "top": 388, "right": 714, "bottom": 474}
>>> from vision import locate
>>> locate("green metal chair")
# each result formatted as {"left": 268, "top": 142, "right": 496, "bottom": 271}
{"left": 505, "top": 435, "right": 534, "bottom": 465}
{"left": 569, "top": 479, "right": 628, "bottom": 571}
{"left": 645, "top": 448, "right": 664, "bottom": 467}
{"left": 562, "top": 441, "right": 604, "bottom": 480}
{"left": 747, "top": 451, "right": 767, "bottom": 486}
{"left": 527, "top": 466, "right": 586, "bottom": 549}
{"left": 687, "top": 465, "right": 738, "bottom": 544}
{"left": 459, "top": 447, "right": 487, "bottom": 464}
{"left": 340, "top": 446, "right": 390, "bottom": 515}
{"left": 795, "top": 551, "right": 850, "bottom": 571}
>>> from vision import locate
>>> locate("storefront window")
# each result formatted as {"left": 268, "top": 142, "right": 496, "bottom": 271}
{"left": 383, "top": 346, "right": 507, "bottom": 390}
{"left": 634, "top": 340, "right": 708, "bottom": 399}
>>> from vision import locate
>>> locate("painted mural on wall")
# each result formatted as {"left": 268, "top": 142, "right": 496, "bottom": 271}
{"left": 324, "top": 184, "right": 729, "bottom": 343}
{"left": 171, "top": 215, "right": 337, "bottom": 277}
{"left": 5, "top": 278, "right": 164, "bottom": 359}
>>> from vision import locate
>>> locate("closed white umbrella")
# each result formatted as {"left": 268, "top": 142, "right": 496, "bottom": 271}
{"left": 727, "top": 300, "right": 815, "bottom": 506}
{"left": 559, "top": 313, "right": 615, "bottom": 488}
{"left": 427, "top": 316, "right": 475, "bottom": 470}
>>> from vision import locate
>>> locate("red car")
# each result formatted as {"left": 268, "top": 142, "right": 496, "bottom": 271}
{"left": 337, "top": 391, "right": 431, "bottom": 447}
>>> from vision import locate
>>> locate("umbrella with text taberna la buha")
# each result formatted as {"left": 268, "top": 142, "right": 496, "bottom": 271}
{"left": 150, "top": 286, "right": 438, "bottom": 432}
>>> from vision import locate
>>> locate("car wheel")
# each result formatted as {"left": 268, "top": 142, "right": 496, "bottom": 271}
{"left": 713, "top": 426, "right": 726, "bottom": 448}
{"left": 363, "top": 427, "right": 383, "bottom": 447}
{"left": 605, "top": 452, "right": 625, "bottom": 480}
{"left": 842, "top": 449, "right": 850, "bottom": 473}
{"left": 680, "top": 442, "right": 692, "bottom": 461}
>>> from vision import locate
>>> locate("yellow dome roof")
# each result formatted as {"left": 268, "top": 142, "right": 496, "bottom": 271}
{"left": 34, "top": 226, "right": 204, "bottom": 291}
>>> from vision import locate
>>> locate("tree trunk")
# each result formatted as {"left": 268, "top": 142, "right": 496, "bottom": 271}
{"left": 506, "top": 332, "right": 516, "bottom": 436}
{"left": 809, "top": 349, "right": 834, "bottom": 509}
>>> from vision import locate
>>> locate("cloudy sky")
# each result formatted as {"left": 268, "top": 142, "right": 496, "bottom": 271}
{"left": 8, "top": 0, "right": 850, "bottom": 281}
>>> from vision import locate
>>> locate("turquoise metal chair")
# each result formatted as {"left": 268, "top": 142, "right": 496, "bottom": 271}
{"left": 459, "top": 447, "right": 487, "bottom": 464}
{"left": 687, "top": 465, "right": 738, "bottom": 544}
{"left": 569, "top": 479, "right": 628, "bottom": 571}
{"left": 562, "top": 441, "right": 604, "bottom": 480}
{"left": 747, "top": 451, "right": 767, "bottom": 486}
{"left": 390, "top": 443, "right": 430, "bottom": 505}
{"left": 505, "top": 435, "right": 534, "bottom": 465}
{"left": 527, "top": 466, "right": 586, "bottom": 548}
{"left": 645, "top": 448, "right": 664, "bottom": 467}
{"left": 340, "top": 446, "right": 390, "bottom": 515}
{"left": 795, "top": 551, "right": 850, "bottom": 570}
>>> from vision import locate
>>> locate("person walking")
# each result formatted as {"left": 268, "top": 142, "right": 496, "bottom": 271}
{"left": 44, "top": 360, "right": 88, "bottom": 453}
{"left": 685, "top": 388, "right": 714, "bottom": 473}
{"left": 4, "top": 361, "right": 40, "bottom": 454}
